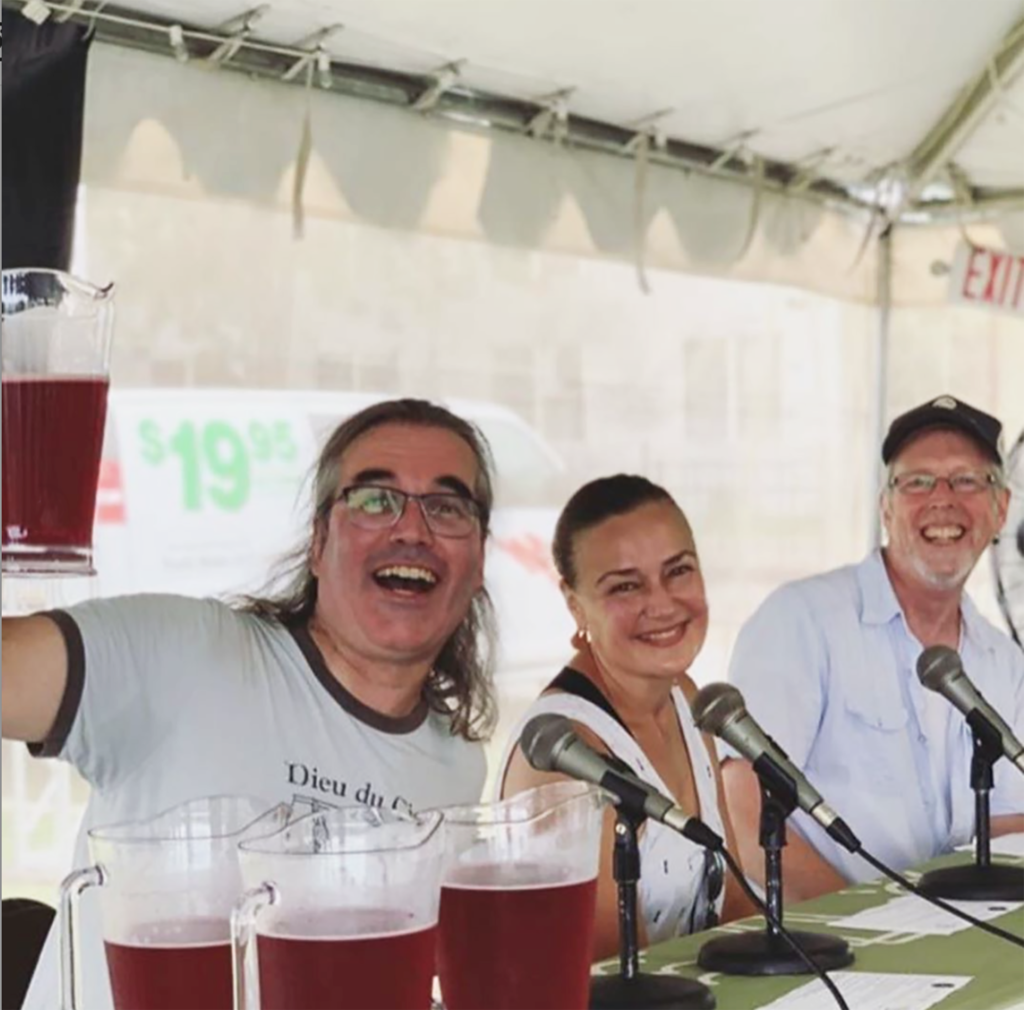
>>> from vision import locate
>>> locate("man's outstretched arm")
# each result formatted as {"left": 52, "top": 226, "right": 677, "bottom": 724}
{"left": 2, "top": 615, "right": 69, "bottom": 743}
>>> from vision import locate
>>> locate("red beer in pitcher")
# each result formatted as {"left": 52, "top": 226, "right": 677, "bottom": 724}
{"left": 234, "top": 808, "right": 444, "bottom": 1010}
{"left": 1, "top": 270, "right": 114, "bottom": 575}
{"left": 439, "top": 864, "right": 598, "bottom": 1010}
{"left": 437, "top": 783, "right": 606, "bottom": 1010}
{"left": 59, "top": 797, "right": 291, "bottom": 1010}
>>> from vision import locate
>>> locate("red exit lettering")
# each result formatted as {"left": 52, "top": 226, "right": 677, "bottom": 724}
{"left": 961, "top": 246, "right": 1024, "bottom": 311}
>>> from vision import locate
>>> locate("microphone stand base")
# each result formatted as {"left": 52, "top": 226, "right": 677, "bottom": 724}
{"left": 590, "top": 972, "right": 716, "bottom": 1009}
{"left": 917, "top": 861, "right": 1024, "bottom": 901}
{"left": 697, "top": 929, "right": 853, "bottom": 976}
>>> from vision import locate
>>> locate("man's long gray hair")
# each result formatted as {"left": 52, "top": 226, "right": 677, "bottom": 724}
{"left": 237, "top": 398, "right": 498, "bottom": 741}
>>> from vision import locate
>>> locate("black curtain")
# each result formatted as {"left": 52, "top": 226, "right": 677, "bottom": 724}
{"left": 2, "top": 898, "right": 56, "bottom": 1009}
{"left": 2, "top": 14, "right": 92, "bottom": 270}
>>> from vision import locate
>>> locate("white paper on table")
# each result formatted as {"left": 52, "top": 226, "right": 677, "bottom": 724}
{"left": 829, "top": 893, "right": 1023, "bottom": 935}
{"left": 955, "top": 832, "right": 1024, "bottom": 857}
{"left": 754, "top": 971, "right": 971, "bottom": 1010}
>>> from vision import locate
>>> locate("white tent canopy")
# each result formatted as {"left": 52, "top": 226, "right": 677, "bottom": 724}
{"left": 7, "top": 0, "right": 1009, "bottom": 317}
{"left": 29, "top": 0, "right": 1024, "bottom": 220}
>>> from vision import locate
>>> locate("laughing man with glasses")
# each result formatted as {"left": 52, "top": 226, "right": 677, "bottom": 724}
{"left": 723, "top": 395, "right": 1024, "bottom": 902}
{"left": 2, "top": 398, "right": 499, "bottom": 1010}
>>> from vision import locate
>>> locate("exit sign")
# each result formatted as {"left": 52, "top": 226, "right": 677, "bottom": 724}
{"left": 948, "top": 241, "right": 1024, "bottom": 317}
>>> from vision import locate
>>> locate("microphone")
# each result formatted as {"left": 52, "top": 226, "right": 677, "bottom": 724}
{"left": 520, "top": 714, "right": 723, "bottom": 851}
{"left": 691, "top": 683, "right": 860, "bottom": 853}
{"left": 917, "top": 645, "right": 1024, "bottom": 774}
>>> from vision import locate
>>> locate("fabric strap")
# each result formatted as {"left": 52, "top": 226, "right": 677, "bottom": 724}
{"left": 549, "top": 666, "right": 633, "bottom": 739}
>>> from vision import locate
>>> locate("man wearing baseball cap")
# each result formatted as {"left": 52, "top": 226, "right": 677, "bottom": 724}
{"left": 722, "top": 395, "right": 1024, "bottom": 899}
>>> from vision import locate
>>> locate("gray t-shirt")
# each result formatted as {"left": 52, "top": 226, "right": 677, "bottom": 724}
{"left": 23, "top": 593, "right": 486, "bottom": 1010}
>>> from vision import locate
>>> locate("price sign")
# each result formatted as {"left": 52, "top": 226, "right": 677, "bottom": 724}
{"left": 107, "top": 392, "right": 320, "bottom": 597}
{"left": 137, "top": 418, "right": 299, "bottom": 512}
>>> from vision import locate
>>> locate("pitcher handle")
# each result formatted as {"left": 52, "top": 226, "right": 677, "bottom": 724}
{"left": 231, "top": 883, "right": 277, "bottom": 1010}
{"left": 58, "top": 864, "right": 106, "bottom": 1010}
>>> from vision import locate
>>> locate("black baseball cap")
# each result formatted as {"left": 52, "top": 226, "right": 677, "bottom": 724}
{"left": 881, "top": 395, "right": 1003, "bottom": 465}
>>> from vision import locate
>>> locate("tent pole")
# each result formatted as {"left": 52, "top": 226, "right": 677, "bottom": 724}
{"left": 904, "top": 11, "right": 1024, "bottom": 201}
{"left": 870, "top": 224, "right": 893, "bottom": 551}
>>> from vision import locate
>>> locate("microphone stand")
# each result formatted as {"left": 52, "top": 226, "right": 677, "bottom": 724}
{"left": 698, "top": 759, "right": 853, "bottom": 975}
{"left": 917, "top": 713, "right": 1024, "bottom": 901}
{"left": 590, "top": 806, "right": 715, "bottom": 1010}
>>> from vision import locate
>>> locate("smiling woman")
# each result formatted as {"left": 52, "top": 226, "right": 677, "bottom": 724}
{"left": 497, "top": 474, "right": 754, "bottom": 962}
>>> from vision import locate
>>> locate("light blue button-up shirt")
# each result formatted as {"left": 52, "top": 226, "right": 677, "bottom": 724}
{"left": 727, "top": 549, "right": 1024, "bottom": 883}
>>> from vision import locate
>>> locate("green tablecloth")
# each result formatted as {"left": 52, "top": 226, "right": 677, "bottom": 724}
{"left": 593, "top": 849, "right": 1024, "bottom": 1010}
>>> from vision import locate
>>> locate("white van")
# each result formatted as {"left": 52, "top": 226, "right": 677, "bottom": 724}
{"left": 91, "top": 388, "right": 574, "bottom": 676}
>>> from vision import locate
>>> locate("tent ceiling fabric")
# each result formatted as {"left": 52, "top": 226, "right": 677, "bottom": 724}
{"left": 15, "top": 0, "right": 1024, "bottom": 225}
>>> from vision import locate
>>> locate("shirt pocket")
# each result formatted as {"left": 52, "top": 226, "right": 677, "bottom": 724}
{"left": 839, "top": 688, "right": 909, "bottom": 792}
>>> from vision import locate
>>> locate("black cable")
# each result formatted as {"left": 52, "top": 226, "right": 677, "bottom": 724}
{"left": 855, "top": 848, "right": 1024, "bottom": 948}
{"left": 718, "top": 846, "right": 850, "bottom": 1010}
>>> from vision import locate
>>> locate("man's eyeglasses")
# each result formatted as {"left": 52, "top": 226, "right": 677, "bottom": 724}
{"left": 889, "top": 470, "right": 997, "bottom": 497}
{"left": 332, "top": 485, "right": 481, "bottom": 538}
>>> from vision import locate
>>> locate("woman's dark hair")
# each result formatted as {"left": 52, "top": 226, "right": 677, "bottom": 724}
{"left": 552, "top": 474, "right": 675, "bottom": 587}
{"left": 237, "top": 398, "right": 497, "bottom": 741}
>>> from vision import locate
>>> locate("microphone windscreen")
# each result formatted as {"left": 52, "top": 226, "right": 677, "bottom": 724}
{"left": 691, "top": 682, "right": 745, "bottom": 735}
{"left": 917, "top": 645, "right": 962, "bottom": 691}
{"left": 520, "top": 714, "right": 573, "bottom": 772}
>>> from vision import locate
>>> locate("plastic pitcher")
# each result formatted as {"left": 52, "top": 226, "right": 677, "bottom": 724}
{"left": 1, "top": 268, "right": 115, "bottom": 575}
{"left": 232, "top": 806, "right": 444, "bottom": 1010}
{"left": 58, "top": 795, "right": 292, "bottom": 1010}
{"left": 437, "top": 781, "right": 606, "bottom": 1010}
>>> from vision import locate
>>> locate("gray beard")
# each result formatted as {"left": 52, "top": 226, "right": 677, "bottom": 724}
{"left": 907, "top": 550, "right": 977, "bottom": 591}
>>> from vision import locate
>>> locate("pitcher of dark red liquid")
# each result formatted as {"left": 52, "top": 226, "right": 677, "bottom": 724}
{"left": 2, "top": 268, "right": 114, "bottom": 576}
{"left": 232, "top": 806, "right": 444, "bottom": 1010}
{"left": 436, "top": 781, "right": 606, "bottom": 1010}
{"left": 58, "top": 795, "right": 292, "bottom": 1010}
